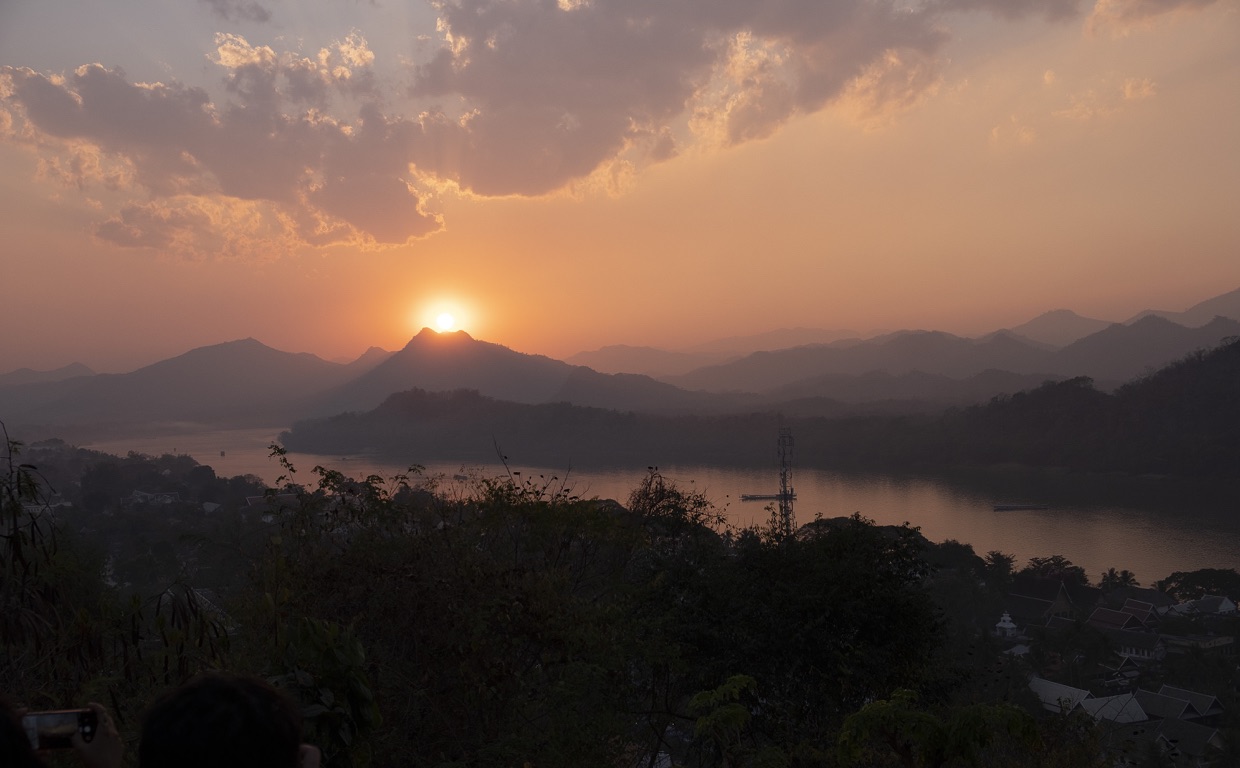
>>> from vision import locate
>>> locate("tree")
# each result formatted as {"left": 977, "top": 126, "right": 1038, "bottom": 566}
{"left": 1156, "top": 568, "right": 1240, "bottom": 601}
{"left": 1022, "top": 555, "right": 1089, "bottom": 587}
{"left": 838, "top": 689, "right": 1037, "bottom": 768}
{"left": 1099, "top": 568, "right": 1139, "bottom": 592}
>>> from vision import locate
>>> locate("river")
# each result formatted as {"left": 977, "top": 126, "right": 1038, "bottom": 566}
{"left": 83, "top": 427, "right": 1240, "bottom": 586}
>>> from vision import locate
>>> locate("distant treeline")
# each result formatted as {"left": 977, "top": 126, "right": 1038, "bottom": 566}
{"left": 281, "top": 338, "right": 1240, "bottom": 478}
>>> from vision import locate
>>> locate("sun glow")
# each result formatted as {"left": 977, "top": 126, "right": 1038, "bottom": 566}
{"left": 413, "top": 298, "right": 474, "bottom": 337}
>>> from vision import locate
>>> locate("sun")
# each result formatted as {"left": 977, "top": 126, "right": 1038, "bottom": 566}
{"left": 413, "top": 298, "right": 474, "bottom": 335}
{"left": 434, "top": 312, "right": 457, "bottom": 332}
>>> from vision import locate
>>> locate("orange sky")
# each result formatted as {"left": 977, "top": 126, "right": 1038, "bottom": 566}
{"left": 2, "top": 0, "right": 1238, "bottom": 372}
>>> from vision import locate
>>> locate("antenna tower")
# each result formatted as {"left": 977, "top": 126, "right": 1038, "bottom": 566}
{"left": 777, "top": 427, "right": 795, "bottom": 539}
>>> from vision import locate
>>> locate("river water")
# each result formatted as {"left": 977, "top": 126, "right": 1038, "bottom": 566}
{"left": 83, "top": 427, "right": 1240, "bottom": 586}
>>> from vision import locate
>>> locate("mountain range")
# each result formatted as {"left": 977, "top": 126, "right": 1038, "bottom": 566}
{"left": 569, "top": 286, "right": 1240, "bottom": 378}
{"left": 3, "top": 286, "right": 1239, "bottom": 440}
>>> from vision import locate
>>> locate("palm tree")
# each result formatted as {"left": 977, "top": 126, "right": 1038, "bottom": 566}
{"left": 1099, "top": 568, "right": 1139, "bottom": 591}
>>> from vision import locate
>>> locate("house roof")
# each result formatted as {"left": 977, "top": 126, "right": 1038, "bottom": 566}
{"left": 1168, "top": 594, "right": 1238, "bottom": 617}
{"left": 1155, "top": 717, "right": 1223, "bottom": 758}
{"left": 1102, "top": 585, "right": 1176, "bottom": 609}
{"left": 1078, "top": 693, "right": 1147, "bottom": 723}
{"left": 1119, "top": 599, "right": 1156, "bottom": 624}
{"left": 1089, "top": 607, "right": 1145, "bottom": 631}
{"left": 1157, "top": 685, "right": 1223, "bottom": 718}
{"left": 1188, "top": 595, "right": 1236, "bottom": 614}
{"left": 1134, "top": 689, "right": 1191, "bottom": 720}
{"left": 1028, "top": 677, "right": 1092, "bottom": 713}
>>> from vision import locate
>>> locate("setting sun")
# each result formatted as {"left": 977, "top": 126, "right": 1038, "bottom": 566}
{"left": 435, "top": 312, "right": 456, "bottom": 332}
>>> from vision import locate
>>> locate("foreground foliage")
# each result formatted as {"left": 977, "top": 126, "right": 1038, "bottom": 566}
{"left": 4, "top": 431, "right": 1234, "bottom": 767}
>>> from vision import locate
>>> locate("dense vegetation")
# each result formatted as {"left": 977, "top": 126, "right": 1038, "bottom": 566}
{"left": 6, "top": 427, "right": 1239, "bottom": 767}
{"left": 282, "top": 338, "right": 1240, "bottom": 479}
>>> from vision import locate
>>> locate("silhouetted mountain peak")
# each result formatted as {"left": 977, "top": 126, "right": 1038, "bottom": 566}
{"left": 1008, "top": 308, "right": 1112, "bottom": 348}
{"left": 407, "top": 328, "right": 476, "bottom": 346}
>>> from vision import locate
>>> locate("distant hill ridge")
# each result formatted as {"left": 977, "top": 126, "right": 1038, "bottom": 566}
{"left": 4, "top": 286, "right": 1239, "bottom": 438}
{"left": 663, "top": 315, "right": 1240, "bottom": 394}
{"left": 0, "top": 362, "right": 95, "bottom": 387}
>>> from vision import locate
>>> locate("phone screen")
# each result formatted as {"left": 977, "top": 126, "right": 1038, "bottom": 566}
{"left": 21, "top": 709, "right": 96, "bottom": 750}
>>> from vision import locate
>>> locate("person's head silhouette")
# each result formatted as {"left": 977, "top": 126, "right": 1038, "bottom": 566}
{"left": 139, "top": 673, "right": 319, "bottom": 768}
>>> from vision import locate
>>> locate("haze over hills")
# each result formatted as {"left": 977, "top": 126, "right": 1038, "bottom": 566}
{"left": 566, "top": 327, "right": 865, "bottom": 378}
{"left": 1127, "top": 286, "right": 1240, "bottom": 327}
{"left": 280, "top": 336, "right": 1240, "bottom": 477}
{"left": 0, "top": 362, "right": 95, "bottom": 387}
{"left": 568, "top": 287, "right": 1240, "bottom": 377}
{"left": 563, "top": 345, "right": 717, "bottom": 378}
{"left": 663, "top": 315, "right": 1240, "bottom": 394}
{"left": 4, "top": 286, "right": 1240, "bottom": 441}
{"left": 315, "top": 328, "right": 750, "bottom": 417}
{"left": 1005, "top": 310, "right": 1111, "bottom": 348}
{"left": 0, "top": 339, "right": 359, "bottom": 432}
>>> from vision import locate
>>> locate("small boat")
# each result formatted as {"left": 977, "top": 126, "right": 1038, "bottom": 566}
{"left": 993, "top": 503, "right": 1049, "bottom": 511}
{"left": 740, "top": 492, "right": 796, "bottom": 502}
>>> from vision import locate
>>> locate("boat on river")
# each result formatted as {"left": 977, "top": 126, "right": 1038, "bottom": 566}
{"left": 740, "top": 492, "right": 797, "bottom": 502}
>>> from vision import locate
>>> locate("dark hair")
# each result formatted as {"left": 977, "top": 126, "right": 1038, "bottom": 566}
{"left": 0, "top": 696, "right": 44, "bottom": 768}
{"left": 139, "top": 673, "right": 303, "bottom": 768}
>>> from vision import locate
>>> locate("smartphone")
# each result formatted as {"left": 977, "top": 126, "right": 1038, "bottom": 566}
{"left": 21, "top": 708, "right": 97, "bottom": 750}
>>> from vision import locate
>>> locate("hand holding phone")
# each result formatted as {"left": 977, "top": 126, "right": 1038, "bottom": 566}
{"left": 21, "top": 708, "right": 97, "bottom": 750}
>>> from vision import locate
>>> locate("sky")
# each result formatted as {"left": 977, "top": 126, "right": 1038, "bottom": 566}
{"left": 2, "top": 0, "right": 1238, "bottom": 373}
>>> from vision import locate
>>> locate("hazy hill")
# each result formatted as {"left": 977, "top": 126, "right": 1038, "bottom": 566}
{"left": 1007, "top": 309, "right": 1112, "bottom": 348}
{"left": 282, "top": 338, "right": 1240, "bottom": 478}
{"left": 664, "top": 330, "right": 1057, "bottom": 393}
{"left": 282, "top": 388, "right": 783, "bottom": 468}
{"left": 678, "top": 327, "right": 864, "bottom": 358}
{"left": 1051, "top": 315, "right": 1240, "bottom": 383}
{"left": 314, "top": 328, "right": 737, "bottom": 416}
{"left": 1127, "top": 286, "right": 1240, "bottom": 327}
{"left": 565, "top": 328, "right": 867, "bottom": 377}
{"left": 925, "top": 336, "right": 1240, "bottom": 477}
{"left": 550, "top": 367, "right": 753, "bottom": 414}
{"left": 0, "top": 362, "right": 95, "bottom": 386}
{"left": 315, "top": 329, "right": 578, "bottom": 414}
{"left": 345, "top": 346, "right": 395, "bottom": 374}
{"left": 564, "top": 345, "right": 717, "bottom": 378}
{"left": 663, "top": 317, "right": 1240, "bottom": 395}
{"left": 0, "top": 339, "right": 351, "bottom": 431}
{"left": 769, "top": 368, "right": 1065, "bottom": 406}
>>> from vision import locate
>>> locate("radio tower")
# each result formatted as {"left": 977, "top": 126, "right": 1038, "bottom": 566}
{"left": 777, "top": 427, "right": 795, "bottom": 539}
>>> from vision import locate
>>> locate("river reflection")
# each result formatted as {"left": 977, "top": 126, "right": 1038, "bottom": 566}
{"left": 84, "top": 427, "right": 1239, "bottom": 586}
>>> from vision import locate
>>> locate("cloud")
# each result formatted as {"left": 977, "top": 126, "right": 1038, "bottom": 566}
{"left": 200, "top": 0, "right": 272, "bottom": 24}
{"left": 0, "top": 31, "right": 437, "bottom": 257}
{"left": 1086, "top": 0, "right": 1221, "bottom": 34}
{"left": 9, "top": 0, "right": 1180, "bottom": 260}
{"left": 1053, "top": 76, "right": 1156, "bottom": 119}
{"left": 411, "top": 0, "right": 949, "bottom": 194}
{"left": 1122, "top": 77, "right": 1156, "bottom": 99}
{"left": 95, "top": 197, "right": 299, "bottom": 259}
{"left": 990, "top": 114, "right": 1038, "bottom": 145}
